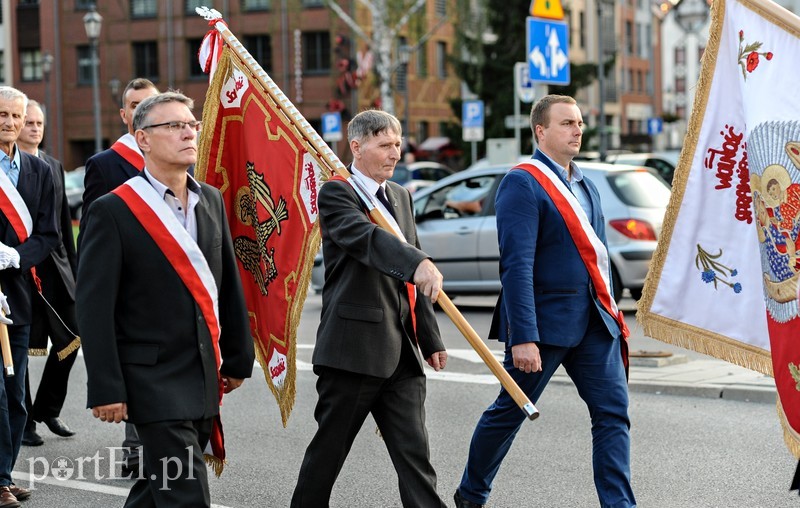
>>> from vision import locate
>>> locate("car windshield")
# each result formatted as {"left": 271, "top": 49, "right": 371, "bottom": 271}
{"left": 64, "top": 170, "right": 84, "bottom": 190}
{"left": 389, "top": 164, "right": 409, "bottom": 183}
{"left": 606, "top": 170, "right": 671, "bottom": 208}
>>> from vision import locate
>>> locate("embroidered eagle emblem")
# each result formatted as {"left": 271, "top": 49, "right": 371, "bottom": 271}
{"left": 233, "top": 161, "right": 289, "bottom": 295}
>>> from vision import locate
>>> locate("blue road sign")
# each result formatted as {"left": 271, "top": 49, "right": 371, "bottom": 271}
{"left": 648, "top": 117, "right": 663, "bottom": 135}
{"left": 526, "top": 17, "right": 570, "bottom": 85}
{"left": 462, "top": 100, "right": 484, "bottom": 142}
{"left": 321, "top": 112, "right": 343, "bottom": 142}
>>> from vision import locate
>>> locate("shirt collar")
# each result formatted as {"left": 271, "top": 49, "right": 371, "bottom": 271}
{"left": 351, "top": 164, "right": 384, "bottom": 196}
{"left": 1, "top": 144, "right": 22, "bottom": 169}
{"left": 538, "top": 150, "right": 583, "bottom": 183}
{"left": 143, "top": 167, "right": 202, "bottom": 199}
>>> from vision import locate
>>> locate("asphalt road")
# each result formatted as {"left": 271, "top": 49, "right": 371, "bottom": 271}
{"left": 12, "top": 293, "right": 797, "bottom": 507}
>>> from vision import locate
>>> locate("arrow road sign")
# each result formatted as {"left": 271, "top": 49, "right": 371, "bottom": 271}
{"left": 526, "top": 17, "right": 570, "bottom": 85}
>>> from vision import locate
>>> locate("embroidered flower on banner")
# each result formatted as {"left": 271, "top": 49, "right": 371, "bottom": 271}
{"left": 695, "top": 244, "right": 742, "bottom": 293}
{"left": 737, "top": 30, "right": 773, "bottom": 80}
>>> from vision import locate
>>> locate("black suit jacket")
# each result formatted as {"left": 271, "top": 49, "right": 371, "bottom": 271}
{"left": 81, "top": 147, "right": 140, "bottom": 222}
{"left": 0, "top": 150, "right": 59, "bottom": 325}
{"left": 77, "top": 174, "right": 255, "bottom": 424}
{"left": 39, "top": 152, "right": 77, "bottom": 298}
{"left": 312, "top": 177, "right": 444, "bottom": 378}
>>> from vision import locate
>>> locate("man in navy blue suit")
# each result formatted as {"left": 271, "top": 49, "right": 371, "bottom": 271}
{"left": 454, "top": 95, "right": 635, "bottom": 508}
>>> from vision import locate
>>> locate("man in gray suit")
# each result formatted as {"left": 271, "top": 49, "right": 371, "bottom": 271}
{"left": 17, "top": 100, "right": 79, "bottom": 448}
{"left": 291, "top": 110, "right": 448, "bottom": 507}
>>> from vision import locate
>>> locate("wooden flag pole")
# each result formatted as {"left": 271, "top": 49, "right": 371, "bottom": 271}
{"left": 198, "top": 8, "right": 538, "bottom": 420}
{"left": 0, "top": 286, "right": 13, "bottom": 376}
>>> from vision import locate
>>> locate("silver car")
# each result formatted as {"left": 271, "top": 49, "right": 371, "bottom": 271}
{"left": 311, "top": 161, "right": 670, "bottom": 301}
{"left": 410, "top": 161, "right": 670, "bottom": 301}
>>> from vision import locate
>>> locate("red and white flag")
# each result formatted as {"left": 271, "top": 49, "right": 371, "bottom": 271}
{"left": 638, "top": 0, "right": 800, "bottom": 456}
{"left": 196, "top": 43, "right": 325, "bottom": 426}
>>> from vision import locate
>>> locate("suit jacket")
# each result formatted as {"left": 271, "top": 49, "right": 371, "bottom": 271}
{"left": 0, "top": 150, "right": 59, "bottom": 325}
{"left": 39, "top": 152, "right": 77, "bottom": 299}
{"left": 312, "top": 176, "right": 444, "bottom": 378}
{"left": 81, "top": 147, "right": 140, "bottom": 222}
{"left": 489, "top": 149, "right": 621, "bottom": 348}
{"left": 77, "top": 173, "right": 255, "bottom": 424}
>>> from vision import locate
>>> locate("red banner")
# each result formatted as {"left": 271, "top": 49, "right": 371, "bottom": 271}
{"left": 196, "top": 46, "right": 324, "bottom": 425}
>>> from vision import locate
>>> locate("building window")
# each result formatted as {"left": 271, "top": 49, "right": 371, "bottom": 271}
{"left": 242, "top": 0, "right": 270, "bottom": 10}
{"left": 435, "top": 0, "right": 446, "bottom": 16}
{"left": 243, "top": 35, "right": 272, "bottom": 72}
{"left": 675, "top": 46, "right": 686, "bottom": 65}
{"left": 185, "top": 0, "right": 209, "bottom": 13}
{"left": 416, "top": 42, "right": 427, "bottom": 77}
{"left": 675, "top": 77, "right": 686, "bottom": 93}
{"left": 131, "top": 0, "right": 157, "bottom": 17}
{"left": 435, "top": 41, "right": 447, "bottom": 78}
{"left": 301, "top": 0, "right": 324, "bottom": 7}
{"left": 418, "top": 120, "right": 429, "bottom": 143}
{"left": 133, "top": 41, "right": 159, "bottom": 81}
{"left": 77, "top": 45, "right": 93, "bottom": 84}
{"left": 20, "top": 49, "right": 42, "bottom": 82}
{"left": 75, "top": 0, "right": 94, "bottom": 8}
{"left": 303, "top": 32, "right": 330, "bottom": 74}
{"left": 188, "top": 39, "right": 205, "bottom": 79}
{"left": 579, "top": 12, "right": 585, "bottom": 49}
{"left": 0, "top": 51, "right": 5, "bottom": 84}
{"left": 625, "top": 21, "right": 634, "bottom": 55}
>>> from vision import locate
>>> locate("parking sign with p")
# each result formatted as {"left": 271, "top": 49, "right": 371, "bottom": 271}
{"left": 462, "top": 100, "right": 485, "bottom": 142}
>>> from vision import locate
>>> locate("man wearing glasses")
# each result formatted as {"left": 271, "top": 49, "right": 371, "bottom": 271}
{"left": 77, "top": 92, "right": 254, "bottom": 507}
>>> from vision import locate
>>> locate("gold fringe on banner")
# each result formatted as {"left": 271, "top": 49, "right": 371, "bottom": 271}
{"left": 56, "top": 337, "right": 81, "bottom": 361}
{"left": 27, "top": 348, "right": 47, "bottom": 356}
{"left": 203, "top": 454, "right": 225, "bottom": 478}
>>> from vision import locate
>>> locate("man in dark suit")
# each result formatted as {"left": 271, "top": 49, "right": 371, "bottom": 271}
{"left": 17, "top": 100, "right": 79, "bottom": 447}
{"left": 77, "top": 91, "right": 254, "bottom": 507}
{"left": 81, "top": 77, "right": 158, "bottom": 221}
{"left": 454, "top": 95, "right": 635, "bottom": 508}
{"left": 79, "top": 77, "right": 158, "bottom": 474}
{"left": 0, "top": 87, "right": 59, "bottom": 507}
{"left": 291, "top": 110, "right": 448, "bottom": 508}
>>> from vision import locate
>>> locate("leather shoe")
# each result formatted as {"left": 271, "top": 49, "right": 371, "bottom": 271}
{"left": 21, "top": 425, "right": 43, "bottom": 447}
{"left": 38, "top": 417, "right": 75, "bottom": 437}
{"left": 454, "top": 489, "right": 484, "bottom": 508}
{"left": 0, "top": 486, "right": 20, "bottom": 508}
{"left": 7, "top": 486, "right": 29, "bottom": 501}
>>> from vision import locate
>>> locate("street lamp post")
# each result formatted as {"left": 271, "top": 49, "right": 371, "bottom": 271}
{"left": 596, "top": 0, "right": 613, "bottom": 162}
{"left": 398, "top": 45, "right": 412, "bottom": 142}
{"left": 83, "top": 4, "right": 103, "bottom": 154}
{"left": 41, "top": 52, "right": 54, "bottom": 152}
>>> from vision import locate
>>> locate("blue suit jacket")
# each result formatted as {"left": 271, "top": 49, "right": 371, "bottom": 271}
{"left": 489, "top": 150, "right": 620, "bottom": 348}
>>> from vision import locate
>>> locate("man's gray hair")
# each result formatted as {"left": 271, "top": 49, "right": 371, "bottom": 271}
{"left": 27, "top": 100, "right": 44, "bottom": 123}
{"left": 132, "top": 91, "right": 194, "bottom": 131}
{"left": 0, "top": 86, "right": 28, "bottom": 110}
{"left": 347, "top": 109, "right": 402, "bottom": 143}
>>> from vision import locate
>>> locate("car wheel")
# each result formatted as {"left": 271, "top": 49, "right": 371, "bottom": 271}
{"left": 611, "top": 265, "right": 622, "bottom": 303}
{"left": 629, "top": 287, "right": 643, "bottom": 301}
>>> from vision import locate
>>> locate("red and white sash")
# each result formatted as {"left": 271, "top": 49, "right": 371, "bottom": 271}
{"left": 515, "top": 161, "right": 629, "bottom": 340}
{"left": 0, "top": 165, "right": 42, "bottom": 291}
{"left": 110, "top": 133, "right": 145, "bottom": 171}
{"left": 112, "top": 176, "right": 228, "bottom": 467}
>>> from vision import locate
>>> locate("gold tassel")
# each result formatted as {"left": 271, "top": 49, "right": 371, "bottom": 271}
{"left": 56, "top": 337, "right": 81, "bottom": 361}
{"left": 204, "top": 453, "right": 226, "bottom": 478}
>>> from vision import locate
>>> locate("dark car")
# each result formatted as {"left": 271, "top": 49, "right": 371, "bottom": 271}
{"left": 388, "top": 161, "right": 454, "bottom": 194}
{"left": 64, "top": 166, "right": 85, "bottom": 220}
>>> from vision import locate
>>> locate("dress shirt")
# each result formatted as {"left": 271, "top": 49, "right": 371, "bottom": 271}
{"left": 143, "top": 168, "right": 202, "bottom": 242}
{"left": 539, "top": 152, "right": 592, "bottom": 219}
{"left": 0, "top": 145, "right": 22, "bottom": 187}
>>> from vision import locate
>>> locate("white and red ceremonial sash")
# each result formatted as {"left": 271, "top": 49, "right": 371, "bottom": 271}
{"left": 0, "top": 166, "right": 41, "bottom": 291}
{"left": 111, "top": 176, "right": 227, "bottom": 470}
{"left": 110, "top": 133, "right": 145, "bottom": 172}
{"left": 329, "top": 174, "right": 418, "bottom": 335}
{"left": 514, "top": 161, "right": 629, "bottom": 342}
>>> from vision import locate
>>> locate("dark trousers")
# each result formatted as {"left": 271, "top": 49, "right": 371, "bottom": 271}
{"left": 25, "top": 281, "right": 78, "bottom": 423}
{"left": 124, "top": 418, "right": 212, "bottom": 508}
{"left": 458, "top": 308, "right": 636, "bottom": 508}
{"left": 292, "top": 342, "right": 446, "bottom": 508}
{"left": 0, "top": 325, "right": 30, "bottom": 487}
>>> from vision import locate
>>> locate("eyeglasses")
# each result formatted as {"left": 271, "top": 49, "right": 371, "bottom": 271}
{"left": 140, "top": 120, "right": 202, "bottom": 132}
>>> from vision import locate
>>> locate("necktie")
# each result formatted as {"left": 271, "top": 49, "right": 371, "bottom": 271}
{"left": 376, "top": 186, "right": 395, "bottom": 218}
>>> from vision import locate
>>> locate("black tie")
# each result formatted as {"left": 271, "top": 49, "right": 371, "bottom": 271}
{"left": 376, "top": 186, "right": 395, "bottom": 218}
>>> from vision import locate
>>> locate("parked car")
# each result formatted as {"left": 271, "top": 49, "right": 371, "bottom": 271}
{"left": 607, "top": 151, "right": 679, "bottom": 185}
{"left": 312, "top": 160, "right": 670, "bottom": 300}
{"left": 64, "top": 166, "right": 85, "bottom": 221}
{"left": 388, "top": 161, "right": 454, "bottom": 194}
{"left": 409, "top": 160, "right": 670, "bottom": 301}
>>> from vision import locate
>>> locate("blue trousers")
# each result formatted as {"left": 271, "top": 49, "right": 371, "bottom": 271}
{"left": 0, "top": 325, "right": 30, "bottom": 487}
{"left": 458, "top": 311, "right": 636, "bottom": 508}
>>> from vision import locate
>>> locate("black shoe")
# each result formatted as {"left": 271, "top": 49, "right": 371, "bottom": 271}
{"left": 454, "top": 489, "right": 485, "bottom": 508}
{"left": 21, "top": 424, "right": 43, "bottom": 447}
{"left": 39, "top": 417, "right": 75, "bottom": 437}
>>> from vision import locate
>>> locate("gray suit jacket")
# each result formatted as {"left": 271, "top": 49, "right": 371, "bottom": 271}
{"left": 312, "top": 177, "right": 444, "bottom": 378}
